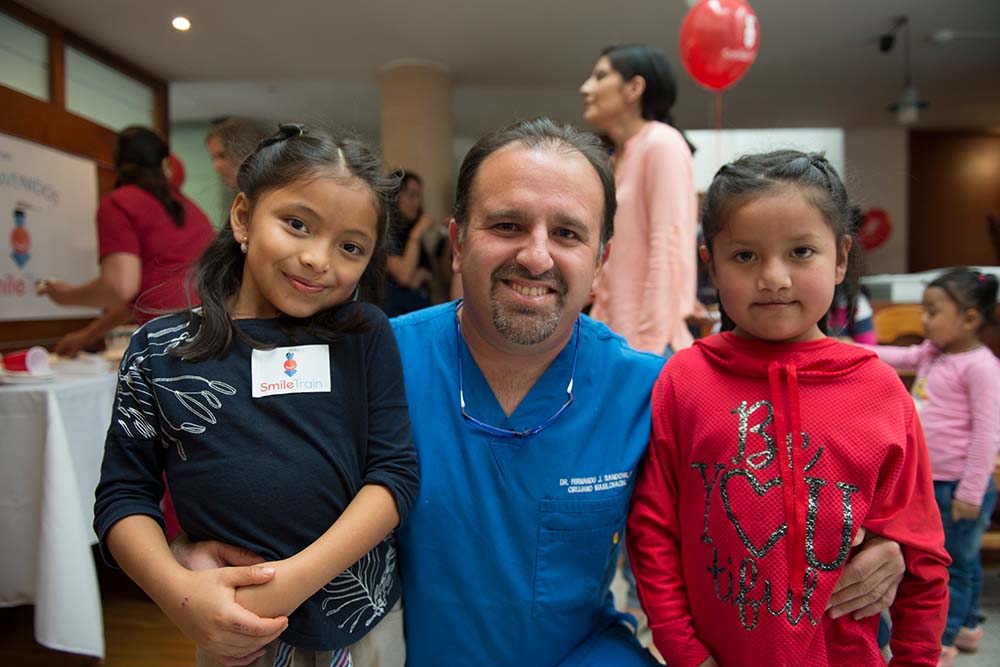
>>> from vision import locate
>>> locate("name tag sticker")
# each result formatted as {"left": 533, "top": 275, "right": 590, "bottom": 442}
{"left": 252, "top": 345, "right": 331, "bottom": 398}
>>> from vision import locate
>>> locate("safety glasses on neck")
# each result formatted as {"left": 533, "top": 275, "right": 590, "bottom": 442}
{"left": 454, "top": 300, "right": 579, "bottom": 438}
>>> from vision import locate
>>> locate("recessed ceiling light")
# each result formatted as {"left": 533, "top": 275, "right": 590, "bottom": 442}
{"left": 171, "top": 16, "right": 191, "bottom": 31}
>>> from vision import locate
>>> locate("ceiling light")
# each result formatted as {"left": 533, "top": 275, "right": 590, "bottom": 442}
{"left": 930, "top": 29, "right": 1000, "bottom": 46}
{"left": 880, "top": 16, "right": 928, "bottom": 125}
{"left": 889, "top": 83, "right": 928, "bottom": 125}
{"left": 171, "top": 16, "right": 191, "bottom": 32}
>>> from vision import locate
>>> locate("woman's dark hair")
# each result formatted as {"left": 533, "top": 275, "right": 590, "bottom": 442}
{"left": 173, "top": 123, "right": 396, "bottom": 361}
{"left": 386, "top": 168, "right": 424, "bottom": 255}
{"left": 928, "top": 268, "right": 999, "bottom": 329}
{"left": 602, "top": 44, "right": 695, "bottom": 154}
{"left": 389, "top": 168, "right": 423, "bottom": 223}
{"left": 114, "top": 126, "right": 185, "bottom": 225}
{"left": 701, "top": 150, "right": 861, "bottom": 334}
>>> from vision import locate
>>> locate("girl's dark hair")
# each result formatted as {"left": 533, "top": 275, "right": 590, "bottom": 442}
{"left": 601, "top": 44, "right": 695, "bottom": 154}
{"left": 928, "top": 268, "right": 999, "bottom": 329}
{"left": 114, "top": 126, "right": 185, "bottom": 226}
{"left": 701, "top": 150, "right": 861, "bottom": 334}
{"left": 173, "top": 123, "right": 396, "bottom": 361}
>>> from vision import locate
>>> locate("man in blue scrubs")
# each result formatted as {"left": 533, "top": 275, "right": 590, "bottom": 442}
{"left": 169, "top": 118, "right": 907, "bottom": 667}
{"left": 390, "top": 118, "right": 664, "bottom": 666}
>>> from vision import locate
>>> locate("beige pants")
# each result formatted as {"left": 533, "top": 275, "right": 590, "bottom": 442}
{"left": 196, "top": 600, "right": 405, "bottom": 667}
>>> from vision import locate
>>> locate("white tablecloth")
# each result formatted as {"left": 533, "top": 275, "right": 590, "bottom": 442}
{"left": 0, "top": 371, "right": 117, "bottom": 658}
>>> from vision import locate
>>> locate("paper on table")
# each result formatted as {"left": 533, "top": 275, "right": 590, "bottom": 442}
{"left": 50, "top": 353, "right": 111, "bottom": 376}
{"left": 0, "top": 370, "right": 56, "bottom": 384}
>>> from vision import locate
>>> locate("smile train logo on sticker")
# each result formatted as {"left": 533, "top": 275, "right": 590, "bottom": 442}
{"left": 283, "top": 352, "right": 298, "bottom": 377}
{"left": 251, "top": 345, "right": 331, "bottom": 398}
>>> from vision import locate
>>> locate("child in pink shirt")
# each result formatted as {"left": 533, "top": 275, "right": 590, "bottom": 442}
{"left": 864, "top": 267, "right": 1000, "bottom": 666}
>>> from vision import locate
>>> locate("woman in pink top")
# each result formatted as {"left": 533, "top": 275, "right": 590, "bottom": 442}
{"left": 580, "top": 44, "right": 698, "bottom": 354}
{"left": 864, "top": 268, "right": 1000, "bottom": 666}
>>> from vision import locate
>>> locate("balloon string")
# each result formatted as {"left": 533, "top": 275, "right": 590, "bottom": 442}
{"left": 715, "top": 91, "right": 723, "bottom": 167}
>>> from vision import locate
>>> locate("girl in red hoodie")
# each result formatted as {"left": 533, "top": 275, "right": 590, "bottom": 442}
{"left": 627, "top": 150, "right": 949, "bottom": 667}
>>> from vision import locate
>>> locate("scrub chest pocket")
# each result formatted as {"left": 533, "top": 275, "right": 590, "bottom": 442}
{"left": 532, "top": 496, "right": 627, "bottom": 616}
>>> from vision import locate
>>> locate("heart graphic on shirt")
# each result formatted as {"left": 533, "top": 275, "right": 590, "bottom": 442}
{"left": 719, "top": 468, "right": 787, "bottom": 559}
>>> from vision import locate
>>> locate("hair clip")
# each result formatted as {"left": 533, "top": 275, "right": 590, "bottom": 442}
{"left": 277, "top": 122, "right": 306, "bottom": 137}
{"left": 257, "top": 123, "right": 307, "bottom": 150}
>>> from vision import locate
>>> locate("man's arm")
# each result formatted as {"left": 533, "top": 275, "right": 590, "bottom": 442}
{"left": 833, "top": 412, "right": 949, "bottom": 667}
{"left": 827, "top": 530, "right": 905, "bottom": 619}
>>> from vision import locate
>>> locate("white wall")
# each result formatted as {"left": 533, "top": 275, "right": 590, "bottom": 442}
{"left": 170, "top": 121, "right": 229, "bottom": 228}
{"left": 687, "top": 128, "right": 845, "bottom": 193}
{"left": 843, "top": 128, "right": 909, "bottom": 275}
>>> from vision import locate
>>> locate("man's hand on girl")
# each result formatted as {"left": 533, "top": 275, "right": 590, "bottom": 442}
{"left": 170, "top": 533, "right": 269, "bottom": 571}
{"left": 827, "top": 532, "right": 904, "bottom": 619}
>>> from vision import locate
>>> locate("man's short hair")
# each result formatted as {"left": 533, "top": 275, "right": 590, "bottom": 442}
{"left": 205, "top": 117, "right": 269, "bottom": 165}
{"left": 453, "top": 118, "right": 616, "bottom": 247}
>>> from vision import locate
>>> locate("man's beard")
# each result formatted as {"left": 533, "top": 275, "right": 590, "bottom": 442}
{"left": 489, "top": 264, "right": 567, "bottom": 345}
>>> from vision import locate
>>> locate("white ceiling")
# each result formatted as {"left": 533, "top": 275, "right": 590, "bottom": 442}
{"left": 19, "top": 0, "right": 1000, "bottom": 138}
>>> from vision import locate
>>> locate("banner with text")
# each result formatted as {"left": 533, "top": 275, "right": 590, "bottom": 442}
{"left": 0, "top": 132, "right": 99, "bottom": 321}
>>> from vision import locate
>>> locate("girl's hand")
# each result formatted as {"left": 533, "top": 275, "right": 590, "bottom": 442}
{"left": 160, "top": 566, "right": 288, "bottom": 666}
{"left": 952, "top": 498, "right": 981, "bottom": 522}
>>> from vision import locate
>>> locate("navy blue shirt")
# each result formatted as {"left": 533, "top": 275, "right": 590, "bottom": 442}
{"left": 94, "top": 303, "right": 419, "bottom": 650}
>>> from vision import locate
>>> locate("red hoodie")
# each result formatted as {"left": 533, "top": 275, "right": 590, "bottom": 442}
{"left": 628, "top": 333, "right": 949, "bottom": 667}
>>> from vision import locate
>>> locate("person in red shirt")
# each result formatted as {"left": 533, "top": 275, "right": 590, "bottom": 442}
{"left": 627, "top": 150, "right": 949, "bottom": 667}
{"left": 40, "top": 126, "right": 215, "bottom": 324}
{"left": 40, "top": 127, "right": 216, "bottom": 539}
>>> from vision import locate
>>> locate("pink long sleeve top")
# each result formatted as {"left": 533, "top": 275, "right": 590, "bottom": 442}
{"left": 864, "top": 341, "right": 1000, "bottom": 506}
{"left": 590, "top": 121, "right": 697, "bottom": 354}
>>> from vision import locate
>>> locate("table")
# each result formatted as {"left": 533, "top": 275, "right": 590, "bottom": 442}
{"left": 0, "top": 371, "right": 117, "bottom": 658}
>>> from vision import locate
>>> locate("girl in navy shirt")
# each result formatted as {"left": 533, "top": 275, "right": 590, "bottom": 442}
{"left": 94, "top": 124, "right": 419, "bottom": 667}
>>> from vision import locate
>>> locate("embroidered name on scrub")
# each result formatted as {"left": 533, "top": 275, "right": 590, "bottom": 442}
{"left": 559, "top": 470, "right": 631, "bottom": 494}
{"left": 252, "top": 345, "right": 331, "bottom": 398}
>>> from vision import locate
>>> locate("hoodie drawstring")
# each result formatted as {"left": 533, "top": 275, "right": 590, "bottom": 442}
{"left": 768, "top": 361, "right": 807, "bottom": 595}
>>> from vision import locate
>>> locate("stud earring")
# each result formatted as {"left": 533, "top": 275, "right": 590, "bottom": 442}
{"left": 240, "top": 238, "right": 248, "bottom": 254}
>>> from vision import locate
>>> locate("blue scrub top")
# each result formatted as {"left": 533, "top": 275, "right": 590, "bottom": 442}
{"left": 392, "top": 302, "right": 664, "bottom": 667}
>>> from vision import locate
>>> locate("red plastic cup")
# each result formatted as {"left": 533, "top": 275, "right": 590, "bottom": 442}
{"left": 3, "top": 346, "right": 50, "bottom": 374}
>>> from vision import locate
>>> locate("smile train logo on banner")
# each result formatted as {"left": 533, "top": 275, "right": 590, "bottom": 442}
{"left": 10, "top": 202, "right": 32, "bottom": 269}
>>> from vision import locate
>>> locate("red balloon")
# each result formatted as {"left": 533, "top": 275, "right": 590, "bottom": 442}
{"left": 858, "top": 208, "right": 893, "bottom": 251}
{"left": 679, "top": 0, "right": 760, "bottom": 91}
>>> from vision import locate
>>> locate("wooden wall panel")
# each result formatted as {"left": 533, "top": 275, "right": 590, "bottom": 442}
{"left": 909, "top": 130, "right": 1000, "bottom": 271}
{"left": 0, "top": 1, "right": 168, "bottom": 351}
